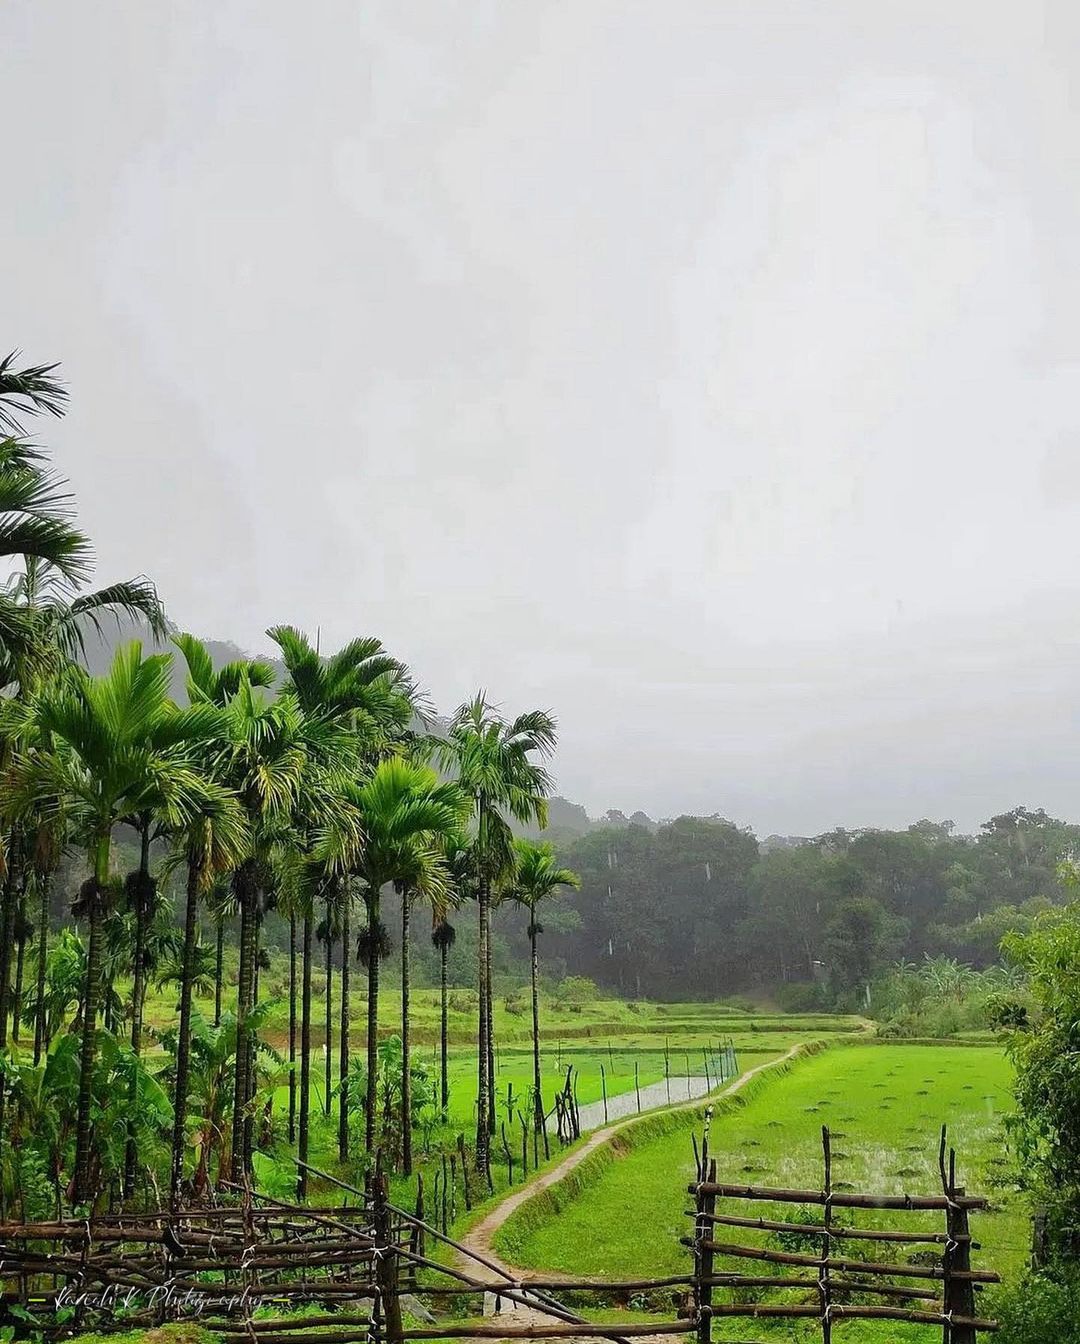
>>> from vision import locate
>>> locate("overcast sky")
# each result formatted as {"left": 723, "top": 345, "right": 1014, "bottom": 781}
{"left": 7, "top": 2, "right": 1080, "bottom": 836}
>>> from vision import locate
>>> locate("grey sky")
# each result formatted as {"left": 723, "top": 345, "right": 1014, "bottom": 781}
{"left": 6, "top": 2, "right": 1080, "bottom": 836}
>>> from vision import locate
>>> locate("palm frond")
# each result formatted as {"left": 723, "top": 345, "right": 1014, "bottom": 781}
{"left": 0, "top": 353, "right": 68, "bottom": 434}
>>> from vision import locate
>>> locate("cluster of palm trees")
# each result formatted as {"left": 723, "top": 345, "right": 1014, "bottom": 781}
{"left": 0, "top": 353, "right": 580, "bottom": 1215}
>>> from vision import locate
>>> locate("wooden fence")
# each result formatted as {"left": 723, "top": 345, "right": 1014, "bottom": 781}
{"left": 688, "top": 1124, "right": 998, "bottom": 1343}
{"left": 0, "top": 1123, "right": 998, "bottom": 1343}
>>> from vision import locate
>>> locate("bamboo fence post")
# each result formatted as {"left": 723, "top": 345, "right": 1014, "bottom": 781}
{"left": 635, "top": 1061, "right": 641, "bottom": 1113}
{"left": 664, "top": 1050, "right": 671, "bottom": 1103}
{"left": 685, "top": 1055, "right": 691, "bottom": 1099}
{"left": 601, "top": 1064, "right": 608, "bottom": 1123}
{"left": 694, "top": 1157, "right": 717, "bottom": 1344}
{"left": 373, "top": 1174, "right": 404, "bottom": 1344}
{"left": 414, "top": 1172, "right": 426, "bottom": 1264}
{"left": 457, "top": 1134, "right": 472, "bottom": 1212}
{"left": 501, "top": 1123, "right": 514, "bottom": 1184}
{"left": 518, "top": 1110, "right": 529, "bottom": 1176}
{"left": 821, "top": 1125, "right": 833, "bottom": 1344}
{"left": 702, "top": 1050, "right": 711, "bottom": 1091}
{"left": 944, "top": 1144, "right": 977, "bottom": 1344}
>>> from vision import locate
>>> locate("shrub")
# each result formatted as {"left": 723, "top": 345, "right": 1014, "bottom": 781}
{"left": 504, "top": 991, "right": 527, "bottom": 1016}
{"left": 995, "top": 1269, "right": 1080, "bottom": 1344}
{"left": 448, "top": 990, "right": 478, "bottom": 1014}
{"left": 771, "top": 1205, "right": 828, "bottom": 1253}
{"left": 554, "top": 975, "right": 598, "bottom": 1004}
{"left": 775, "top": 981, "right": 828, "bottom": 1013}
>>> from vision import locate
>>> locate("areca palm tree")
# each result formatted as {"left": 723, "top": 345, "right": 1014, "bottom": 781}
{"left": 350, "top": 758, "right": 464, "bottom": 1159}
{"left": 432, "top": 831, "right": 474, "bottom": 1113}
{"left": 337, "top": 879, "right": 355, "bottom": 1162}
{"left": 316, "top": 896, "right": 342, "bottom": 1115}
{"left": 0, "top": 440, "right": 88, "bottom": 606}
{"left": 176, "top": 637, "right": 304, "bottom": 1180}
{"left": 168, "top": 784, "right": 247, "bottom": 1206}
{"left": 431, "top": 920, "right": 456, "bottom": 1111}
{"left": 0, "top": 553, "right": 167, "bottom": 1083}
{"left": 267, "top": 626, "right": 418, "bottom": 1173}
{"left": 9, "top": 643, "right": 222, "bottom": 1203}
{"left": 507, "top": 839, "right": 579, "bottom": 1134}
{"left": 1, "top": 559, "right": 168, "bottom": 696}
{"left": 396, "top": 860, "right": 460, "bottom": 1175}
{"left": 437, "top": 696, "right": 556, "bottom": 1176}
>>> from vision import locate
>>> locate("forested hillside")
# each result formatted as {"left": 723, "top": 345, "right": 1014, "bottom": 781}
{"left": 536, "top": 808, "right": 1080, "bottom": 1003}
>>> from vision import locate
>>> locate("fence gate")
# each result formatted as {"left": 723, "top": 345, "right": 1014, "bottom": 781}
{"left": 688, "top": 1123, "right": 998, "bottom": 1342}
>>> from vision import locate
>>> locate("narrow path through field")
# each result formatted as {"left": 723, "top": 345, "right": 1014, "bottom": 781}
{"left": 450, "top": 1043, "right": 810, "bottom": 1344}
{"left": 453, "top": 1040, "right": 809, "bottom": 1344}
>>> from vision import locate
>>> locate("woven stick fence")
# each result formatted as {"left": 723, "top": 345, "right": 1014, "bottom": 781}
{"left": 688, "top": 1122, "right": 998, "bottom": 1342}
{"left": 1, "top": 1120, "right": 998, "bottom": 1344}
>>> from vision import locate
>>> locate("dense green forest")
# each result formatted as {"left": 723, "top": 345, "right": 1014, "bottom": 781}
{"left": 536, "top": 807, "right": 1080, "bottom": 1004}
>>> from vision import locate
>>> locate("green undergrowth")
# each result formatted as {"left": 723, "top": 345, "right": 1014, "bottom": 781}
{"left": 63, "top": 1328, "right": 214, "bottom": 1344}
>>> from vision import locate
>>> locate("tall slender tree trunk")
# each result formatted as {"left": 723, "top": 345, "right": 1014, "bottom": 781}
{"left": 440, "top": 940, "right": 449, "bottom": 1111}
{"left": 324, "top": 900, "right": 333, "bottom": 1115}
{"left": 124, "top": 821, "right": 152, "bottom": 1201}
{"left": 230, "top": 860, "right": 257, "bottom": 1181}
{"left": 486, "top": 918, "right": 495, "bottom": 1136}
{"left": 530, "top": 916, "right": 544, "bottom": 1134}
{"left": 401, "top": 891, "right": 412, "bottom": 1176}
{"left": 475, "top": 874, "right": 491, "bottom": 1176}
{"left": 364, "top": 889, "right": 381, "bottom": 1155}
{"left": 74, "top": 837, "right": 110, "bottom": 1207}
{"left": 0, "top": 833, "right": 20, "bottom": 1050}
{"left": 12, "top": 893, "right": 26, "bottom": 1043}
{"left": 214, "top": 920, "right": 224, "bottom": 1027}
{"left": 170, "top": 857, "right": 201, "bottom": 1208}
{"left": 0, "top": 837, "right": 20, "bottom": 1210}
{"left": 288, "top": 913, "right": 297, "bottom": 1145}
{"left": 338, "top": 887, "right": 350, "bottom": 1163}
{"left": 33, "top": 872, "right": 50, "bottom": 1065}
{"left": 297, "top": 909, "right": 313, "bottom": 1200}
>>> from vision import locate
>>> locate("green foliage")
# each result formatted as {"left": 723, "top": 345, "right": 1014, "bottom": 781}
{"left": 871, "top": 956, "right": 1029, "bottom": 1038}
{"left": 774, "top": 980, "right": 829, "bottom": 1013}
{"left": 554, "top": 975, "right": 598, "bottom": 1004}
{"left": 995, "top": 1269, "right": 1080, "bottom": 1344}
{"left": 1001, "top": 903, "right": 1080, "bottom": 1254}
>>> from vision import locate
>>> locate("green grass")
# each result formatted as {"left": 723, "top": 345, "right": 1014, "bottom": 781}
{"left": 495, "top": 1043, "right": 1023, "bottom": 1342}
{"left": 142, "top": 974, "right": 866, "bottom": 1050}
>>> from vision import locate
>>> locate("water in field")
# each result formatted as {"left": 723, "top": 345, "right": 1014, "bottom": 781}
{"left": 573, "top": 1071, "right": 713, "bottom": 1130}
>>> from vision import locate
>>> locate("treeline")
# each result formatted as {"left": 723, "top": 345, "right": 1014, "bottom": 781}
{"left": 532, "top": 809, "right": 1080, "bottom": 1003}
